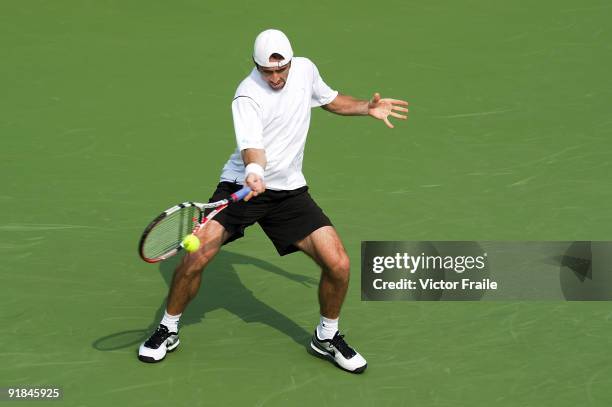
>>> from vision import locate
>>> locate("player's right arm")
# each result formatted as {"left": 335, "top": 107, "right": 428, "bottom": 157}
{"left": 241, "top": 148, "right": 266, "bottom": 198}
{"left": 232, "top": 96, "right": 266, "bottom": 199}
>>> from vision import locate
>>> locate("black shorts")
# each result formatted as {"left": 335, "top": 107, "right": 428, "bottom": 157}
{"left": 206, "top": 182, "right": 333, "bottom": 256}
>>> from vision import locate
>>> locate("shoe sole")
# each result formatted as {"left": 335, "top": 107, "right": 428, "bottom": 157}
{"left": 138, "top": 339, "right": 180, "bottom": 364}
{"left": 309, "top": 342, "right": 367, "bottom": 374}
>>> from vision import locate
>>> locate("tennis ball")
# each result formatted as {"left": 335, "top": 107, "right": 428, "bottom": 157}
{"left": 182, "top": 234, "right": 200, "bottom": 253}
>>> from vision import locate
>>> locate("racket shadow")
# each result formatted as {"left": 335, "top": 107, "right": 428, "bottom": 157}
{"left": 93, "top": 250, "right": 314, "bottom": 351}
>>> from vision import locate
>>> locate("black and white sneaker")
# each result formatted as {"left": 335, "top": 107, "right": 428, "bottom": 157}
{"left": 310, "top": 330, "right": 367, "bottom": 373}
{"left": 138, "top": 324, "right": 180, "bottom": 363}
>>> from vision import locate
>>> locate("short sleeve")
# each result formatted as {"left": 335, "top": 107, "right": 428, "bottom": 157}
{"left": 231, "top": 96, "right": 264, "bottom": 151}
{"left": 310, "top": 61, "right": 338, "bottom": 108}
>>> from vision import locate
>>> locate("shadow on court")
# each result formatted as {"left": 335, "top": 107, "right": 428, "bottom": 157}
{"left": 93, "top": 250, "right": 316, "bottom": 351}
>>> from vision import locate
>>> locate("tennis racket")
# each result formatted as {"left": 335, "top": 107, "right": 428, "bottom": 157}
{"left": 138, "top": 186, "right": 251, "bottom": 263}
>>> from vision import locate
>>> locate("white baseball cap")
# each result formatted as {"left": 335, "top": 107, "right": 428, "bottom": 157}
{"left": 253, "top": 29, "right": 293, "bottom": 68}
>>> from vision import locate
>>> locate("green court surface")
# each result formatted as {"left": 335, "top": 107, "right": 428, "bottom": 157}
{"left": 2, "top": 0, "right": 612, "bottom": 405}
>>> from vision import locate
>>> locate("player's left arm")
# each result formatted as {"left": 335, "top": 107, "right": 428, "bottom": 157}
{"left": 322, "top": 92, "right": 409, "bottom": 129}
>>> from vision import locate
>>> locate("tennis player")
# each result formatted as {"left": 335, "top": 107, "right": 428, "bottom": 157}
{"left": 139, "top": 29, "right": 408, "bottom": 373}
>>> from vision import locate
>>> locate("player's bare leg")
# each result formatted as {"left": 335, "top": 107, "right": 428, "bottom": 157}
{"left": 296, "top": 226, "right": 367, "bottom": 373}
{"left": 296, "top": 226, "right": 350, "bottom": 318}
{"left": 139, "top": 220, "right": 228, "bottom": 363}
{"left": 166, "top": 220, "right": 230, "bottom": 315}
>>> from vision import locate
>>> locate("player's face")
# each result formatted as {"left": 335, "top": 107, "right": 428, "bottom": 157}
{"left": 258, "top": 63, "right": 291, "bottom": 90}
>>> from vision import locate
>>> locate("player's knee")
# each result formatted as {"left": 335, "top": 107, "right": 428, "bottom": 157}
{"left": 181, "top": 248, "right": 218, "bottom": 276}
{"left": 195, "top": 249, "right": 218, "bottom": 269}
{"left": 326, "top": 254, "right": 350, "bottom": 283}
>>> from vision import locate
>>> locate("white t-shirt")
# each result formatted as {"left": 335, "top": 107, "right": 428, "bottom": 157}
{"left": 219, "top": 57, "right": 338, "bottom": 191}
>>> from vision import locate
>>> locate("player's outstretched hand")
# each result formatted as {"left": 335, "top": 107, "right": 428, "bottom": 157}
{"left": 244, "top": 173, "right": 265, "bottom": 201}
{"left": 368, "top": 92, "right": 409, "bottom": 128}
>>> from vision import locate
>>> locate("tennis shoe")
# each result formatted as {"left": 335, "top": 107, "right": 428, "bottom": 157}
{"left": 310, "top": 330, "right": 367, "bottom": 373}
{"left": 138, "top": 324, "right": 180, "bottom": 363}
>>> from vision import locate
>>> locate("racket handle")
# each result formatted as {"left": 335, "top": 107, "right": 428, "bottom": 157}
{"left": 230, "top": 186, "right": 252, "bottom": 202}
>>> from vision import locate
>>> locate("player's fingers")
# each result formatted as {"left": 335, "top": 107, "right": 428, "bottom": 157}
{"left": 256, "top": 179, "right": 265, "bottom": 193}
{"left": 390, "top": 111, "right": 408, "bottom": 120}
{"left": 388, "top": 99, "right": 409, "bottom": 106}
{"left": 383, "top": 117, "right": 394, "bottom": 128}
{"left": 246, "top": 176, "right": 262, "bottom": 188}
{"left": 392, "top": 106, "right": 409, "bottom": 113}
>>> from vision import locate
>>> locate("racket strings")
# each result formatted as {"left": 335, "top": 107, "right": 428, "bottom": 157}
{"left": 192, "top": 217, "right": 201, "bottom": 233}
{"left": 142, "top": 206, "right": 200, "bottom": 260}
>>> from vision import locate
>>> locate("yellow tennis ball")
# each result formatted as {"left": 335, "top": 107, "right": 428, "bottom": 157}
{"left": 182, "top": 234, "right": 200, "bottom": 253}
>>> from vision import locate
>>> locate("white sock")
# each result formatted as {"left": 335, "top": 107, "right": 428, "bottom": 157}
{"left": 161, "top": 310, "right": 181, "bottom": 333}
{"left": 316, "top": 315, "right": 338, "bottom": 340}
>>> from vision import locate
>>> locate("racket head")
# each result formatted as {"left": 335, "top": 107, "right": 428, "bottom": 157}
{"left": 138, "top": 202, "right": 202, "bottom": 263}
